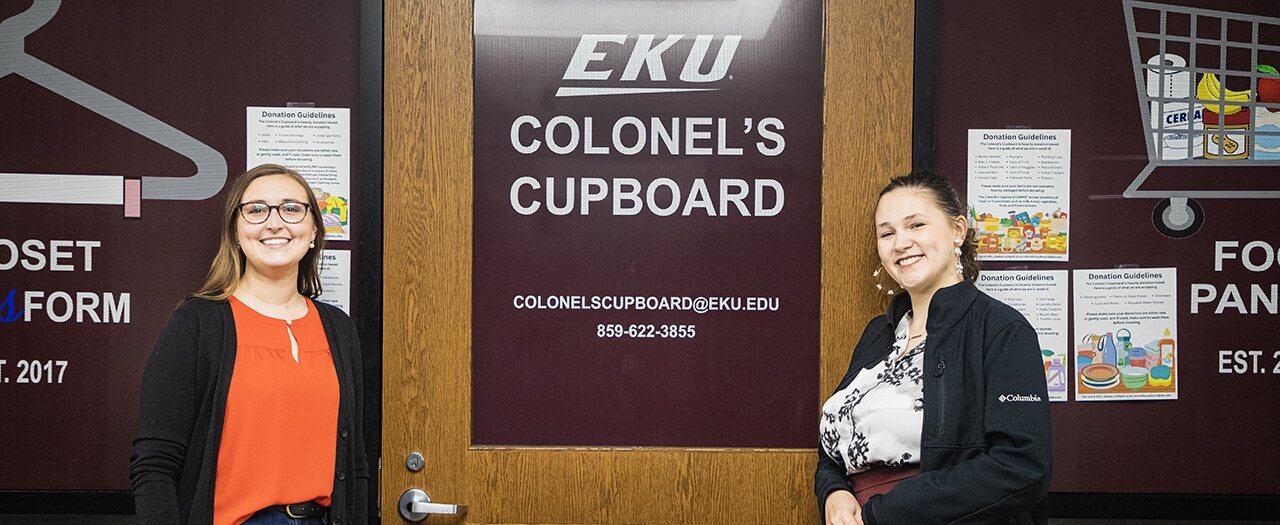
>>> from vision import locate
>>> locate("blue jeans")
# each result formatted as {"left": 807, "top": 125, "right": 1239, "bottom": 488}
{"left": 241, "top": 508, "right": 328, "bottom": 525}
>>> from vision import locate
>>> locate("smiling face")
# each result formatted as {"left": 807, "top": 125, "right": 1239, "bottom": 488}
{"left": 236, "top": 174, "right": 317, "bottom": 282}
{"left": 874, "top": 188, "right": 968, "bottom": 300}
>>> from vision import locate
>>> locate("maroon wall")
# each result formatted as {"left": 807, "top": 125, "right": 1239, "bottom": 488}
{"left": 936, "top": 0, "right": 1280, "bottom": 494}
{"left": 0, "top": 1, "right": 360, "bottom": 490}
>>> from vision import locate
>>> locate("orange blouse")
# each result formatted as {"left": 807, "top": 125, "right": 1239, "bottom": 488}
{"left": 214, "top": 297, "right": 339, "bottom": 525}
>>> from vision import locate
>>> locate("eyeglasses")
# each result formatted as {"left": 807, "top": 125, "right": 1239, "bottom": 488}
{"left": 238, "top": 202, "right": 311, "bottom": 224}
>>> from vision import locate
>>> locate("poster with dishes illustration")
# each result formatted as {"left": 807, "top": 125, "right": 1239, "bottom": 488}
{"left": 967, "top": 129, "right": 1070, "bottom": 261}
{"left": 1072, "top": 268, "right": 1178, "bottom": 401}
{"left": 976, "top": 270, "right": 1070, "bottom": 401}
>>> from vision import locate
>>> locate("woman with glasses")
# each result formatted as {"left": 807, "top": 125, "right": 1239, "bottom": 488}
{"left": 131, "top": 164, "right": 368, "bottom": 525}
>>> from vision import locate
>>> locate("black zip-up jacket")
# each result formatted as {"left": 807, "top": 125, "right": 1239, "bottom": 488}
{"left": 816, "top": 281, "right": 1051, "bottom": 524}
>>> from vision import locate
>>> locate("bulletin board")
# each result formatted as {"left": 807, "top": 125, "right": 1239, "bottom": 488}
{"left": 0, "top": 0, "right": 375, "bottom": 508}
{"left": 927, "top": 0, "right": 1280, "bottom": 514}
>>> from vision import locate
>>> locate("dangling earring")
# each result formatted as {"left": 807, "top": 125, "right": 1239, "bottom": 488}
{"left": 873, "top": 265, "right": 897, "bottom": 295}
{"left": 954, "top": 242, "right": 964, "bottom": 276}
{"left": 309, "top": 240, "right": 316, "bottom": 249}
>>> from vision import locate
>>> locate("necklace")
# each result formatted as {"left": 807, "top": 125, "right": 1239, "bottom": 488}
{"left": 897, "top": 333, "right": 926, "bottom": 360}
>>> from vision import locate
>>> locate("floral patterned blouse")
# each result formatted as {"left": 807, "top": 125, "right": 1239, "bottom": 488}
{"left": 820, "top": 312, "right": 925, "bottom": 474}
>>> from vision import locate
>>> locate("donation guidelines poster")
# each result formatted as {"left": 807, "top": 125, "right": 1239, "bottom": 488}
{"left": 1072, "top": 268, "right": 1178, "bottom": 401}
{"left": 247, "top": 107, "right": 353, "bottom": 241}
{"left": 471, "top": 0, "right": 822, "bottom": 447}
{"left": 246, "top": 107, "right": 354, "bottom": 313}
{"left": 976, "top": 270, "right": 1070, "bottom": 402}
{"left": 967, "top": 129, "right": 1070, "bottom": 262}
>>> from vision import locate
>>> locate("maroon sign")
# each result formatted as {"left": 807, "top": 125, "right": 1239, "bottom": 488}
{"left": 471, "top": 0, "right": 823, "bottom": 447}
{"left": 935, "top": 0, "right": 1280, "bottom": 494}
{"left": 0, "top": 2, "right": 360, "bottom": 490}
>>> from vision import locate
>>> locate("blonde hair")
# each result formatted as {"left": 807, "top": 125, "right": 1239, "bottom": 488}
{"left": 194, "top": 164, "right": 327, "bottom": 299}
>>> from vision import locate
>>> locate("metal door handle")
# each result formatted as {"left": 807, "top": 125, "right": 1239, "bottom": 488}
{"left": 399, "top": 488, "right": 467, "bottom": 521}
{"left": 413, "top": 501, "right": 462, "bottom": 514}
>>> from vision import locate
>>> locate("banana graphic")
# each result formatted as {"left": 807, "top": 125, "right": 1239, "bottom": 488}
{"left": 1197, "top": 72, "right": 1251, "bottom": 115}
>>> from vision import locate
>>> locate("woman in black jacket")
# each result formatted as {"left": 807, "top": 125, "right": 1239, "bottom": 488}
{"left": 816, "top": 171, "right": 1051, "bottom": 524}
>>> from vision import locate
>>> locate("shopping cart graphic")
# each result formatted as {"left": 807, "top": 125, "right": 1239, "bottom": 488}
{"left": 1125, "top": 0, "right": 1280, "bottom": 237}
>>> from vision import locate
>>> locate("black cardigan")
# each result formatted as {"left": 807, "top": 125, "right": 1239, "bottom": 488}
{"left": 816, "top": 281, "right": 1052, "bottom": 524}
{"left": 130, "top": 297, "right": 369, "bottom": 525}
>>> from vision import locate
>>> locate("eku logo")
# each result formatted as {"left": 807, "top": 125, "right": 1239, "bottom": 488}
{"left": 557, "top": 34, "right": 741, "bottom": 97}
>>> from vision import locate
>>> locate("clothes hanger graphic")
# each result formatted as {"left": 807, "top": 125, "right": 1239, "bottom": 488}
{"left": 0, "top": 0, "right": 226, "bottom": 217}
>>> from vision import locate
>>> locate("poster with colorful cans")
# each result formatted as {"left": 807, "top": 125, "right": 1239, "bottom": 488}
{"left": 967, "top": 129, "right": 1071, "bottom": 262}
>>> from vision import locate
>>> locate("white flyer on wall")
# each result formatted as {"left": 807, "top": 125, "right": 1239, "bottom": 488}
{"left": 967, "top": 129, "right": 1070, "bottom": 262}
{"left": 247, "top": 107, "right": 352, "bottom": 241}
{"left": 976, "top": 270, "right": 1070, "bottom": 402}
{"left": 1072, "top": 268, "right": 1178, "bottom": 401}
{"left": 316, "top": 249, "right": 351, "bottom": 315}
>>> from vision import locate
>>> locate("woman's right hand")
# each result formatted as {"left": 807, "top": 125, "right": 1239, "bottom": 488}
{"left": 824, "top": 489, "right": 864, "bottom": 525}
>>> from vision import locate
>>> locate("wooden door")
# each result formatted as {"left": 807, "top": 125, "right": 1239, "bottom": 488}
{"left": 381, "top": 0, "right": 914, "bottom": 522}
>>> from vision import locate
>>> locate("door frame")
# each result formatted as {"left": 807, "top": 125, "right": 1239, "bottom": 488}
{"left": 379, "top": 0, "right": 915, "bottom": 522}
